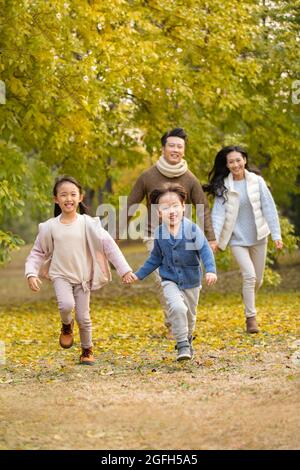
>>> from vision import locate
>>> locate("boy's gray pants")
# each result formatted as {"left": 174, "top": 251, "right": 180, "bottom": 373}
{"left": 143, "top": 238, "right": 171, "bottom": 328}
{"left": 161, "top": 280, "right": 201, "bottom": 343}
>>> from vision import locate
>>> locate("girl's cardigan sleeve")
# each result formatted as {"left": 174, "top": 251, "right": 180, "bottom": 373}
{"left": 101, "top": 230, "right": 132, "bottom": 277}
{"left": 25, "top": 234, "right": 46, "bottom": 278}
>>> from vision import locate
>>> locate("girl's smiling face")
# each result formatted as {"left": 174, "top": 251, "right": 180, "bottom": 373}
{"left": 54, "top": 181, "right": 83, "bottom": 216}
{"left": 158, "top": 191, "right": 185, "bottom": 228}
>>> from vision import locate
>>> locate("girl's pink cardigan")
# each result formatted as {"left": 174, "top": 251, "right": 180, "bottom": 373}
{"left": 25, "top": 215, "right": 132, "bottom": 290}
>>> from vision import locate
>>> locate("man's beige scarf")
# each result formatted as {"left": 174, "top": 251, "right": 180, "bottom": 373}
{"left": 156, "top": 155, "right": 188, "bottom": 178}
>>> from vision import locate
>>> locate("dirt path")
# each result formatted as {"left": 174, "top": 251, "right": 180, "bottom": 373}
{"left": 1, "top": 347, "right": 299, "bottom": 450}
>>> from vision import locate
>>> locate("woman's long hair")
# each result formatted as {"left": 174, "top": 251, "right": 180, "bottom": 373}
{"left": 203, "top": 146, "right": 256, "bottom": 202}
{"left": 53, "top": 175, "right": 90, "bottom": 217}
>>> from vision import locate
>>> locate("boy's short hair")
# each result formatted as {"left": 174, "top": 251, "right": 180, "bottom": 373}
{"left": 150, "top": 183, "right": 187, "bottom": 205}
{"left": 161, "top": 128, "right": 188, "bottom": 147}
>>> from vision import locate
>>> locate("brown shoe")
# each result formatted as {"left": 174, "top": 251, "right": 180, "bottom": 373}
{"left": 80, "top": 347, "right": 95, "bottom": 366}
{"left": 246, "top": 316, "right": 259, "bottom": 334}
{"left": 59, "top": 319, "right": 74, "bottom": 349}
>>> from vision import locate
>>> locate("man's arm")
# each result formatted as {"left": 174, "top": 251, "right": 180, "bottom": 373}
{"left": 190, "top": 179, "right": 216, "bottom": 243}
{"left": 117, "top": 173, "right": 146, "bottom": 240}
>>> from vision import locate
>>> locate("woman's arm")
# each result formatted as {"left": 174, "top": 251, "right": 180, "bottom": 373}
{"left": 259, "top": 177, "right": 282, "bottom": 241}
{"left": 211, "top": 196, "right": 226, "bottom": 243}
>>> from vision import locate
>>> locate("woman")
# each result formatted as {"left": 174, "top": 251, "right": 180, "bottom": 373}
{"left": 204, "top": 146, "right": 283, "bottom": 333}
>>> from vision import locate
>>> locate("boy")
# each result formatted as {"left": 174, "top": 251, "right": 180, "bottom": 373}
{"left": 128, "top": 183, "right": 217, "bottom": 361}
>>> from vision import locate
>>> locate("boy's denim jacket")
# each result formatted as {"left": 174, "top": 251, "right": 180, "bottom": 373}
{"left": 135, "top": 217, "right": 216, "bottom": 289}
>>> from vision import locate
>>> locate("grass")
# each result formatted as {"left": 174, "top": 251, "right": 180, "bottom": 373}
{"left": 0, "top": 242, "right": 299, "bottom": 383}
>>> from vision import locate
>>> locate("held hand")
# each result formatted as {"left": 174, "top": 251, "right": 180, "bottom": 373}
{"left": 122, "top": 272, "right": 138, "bottom": 284}
{"left": 27, "top": 276, "right": 42, "bottom": 292}
{"left": 205, "top": 272, "right": 217, "bottom": 286}
{"left": 209, "top": 241, "right": 218, "bottom": 253}
{"left": 274, "top": 240, "right": 283, "bottom": 250}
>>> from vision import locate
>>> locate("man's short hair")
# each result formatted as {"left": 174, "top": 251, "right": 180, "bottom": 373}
{"left": 161, "top": 128, "right": 188, "bottom": 147}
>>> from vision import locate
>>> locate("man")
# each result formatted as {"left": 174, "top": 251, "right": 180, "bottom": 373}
{"left": 121, "top": 127, "right": 217, "bottom": 330}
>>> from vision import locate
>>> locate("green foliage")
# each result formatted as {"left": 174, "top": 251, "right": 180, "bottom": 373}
{"left": 265, "top": 216, "right": 300, "bottom": 286}
{"left": 0, "top": 0, "right": 299, "bottom": 262}
{"left": 269, "top": 216, "right": 299, "bottom": 258}
{"left": 0, "top": 140, "right": 53, "bottom": 262}
{"left": 263, "top": 266, "right": 282, "bottom": 287}
{"left": 0, "top": 230, "right": 24, "bottom": 266}
{"left": 214, "top": 248, "right": 233, "bottom": 272}
{"left": 0, "top": 141, "right": 28, "bottom": 263}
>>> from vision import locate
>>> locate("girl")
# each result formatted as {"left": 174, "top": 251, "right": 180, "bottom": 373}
{"left": 204, "top": 146, "right": 283, "bottom": 333}
{"left": 128, "top": 183, "right": 217, "bottom": 361}
{"left": 25, "top": 176, "right": 135, "bottom": 365}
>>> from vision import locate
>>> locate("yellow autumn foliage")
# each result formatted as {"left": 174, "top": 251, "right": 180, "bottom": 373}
{"left": 0, "top": 291, "right": 299, "bottom": 383}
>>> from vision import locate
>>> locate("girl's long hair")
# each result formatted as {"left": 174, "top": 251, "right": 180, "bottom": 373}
{"left": 203, "top": 146, "right": 258, "bottom": 202}
{"left": 53, "top": 175, "right": 90, "bottom": 217}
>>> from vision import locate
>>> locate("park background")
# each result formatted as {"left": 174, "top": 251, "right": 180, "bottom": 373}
{"left": 0, "top": 0, "right": 299, "bottom": 449}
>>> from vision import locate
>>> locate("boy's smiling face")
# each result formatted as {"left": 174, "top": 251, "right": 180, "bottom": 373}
{"left": 158, "top": 192, "right": 185, "bottom": 229}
